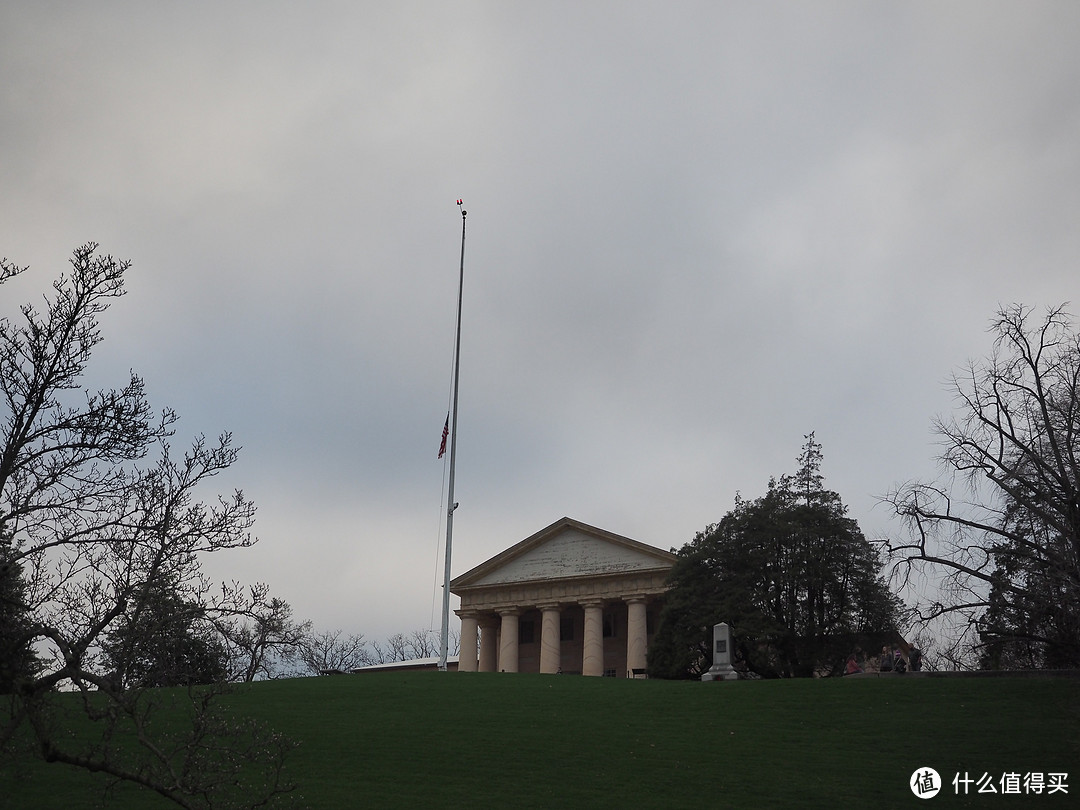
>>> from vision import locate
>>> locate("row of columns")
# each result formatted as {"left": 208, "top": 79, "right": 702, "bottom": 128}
{"left": 457, "top": 596, "right": 649, "bottom": 676}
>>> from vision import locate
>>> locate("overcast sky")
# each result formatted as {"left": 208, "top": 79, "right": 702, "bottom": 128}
{"left": 2, "top": 1, "right": 1077, "bottom": 643}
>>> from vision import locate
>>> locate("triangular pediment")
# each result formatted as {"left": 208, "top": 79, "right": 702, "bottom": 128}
{"left": 451, "top": 517, "right": 675, "bottom": 591}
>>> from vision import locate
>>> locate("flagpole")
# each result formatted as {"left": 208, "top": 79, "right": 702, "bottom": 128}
{"left": 439, "top": 200, "right": 466, "bottom": 672}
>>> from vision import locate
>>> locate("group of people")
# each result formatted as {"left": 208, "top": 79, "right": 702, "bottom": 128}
{"left": 844, "top": 645, "right": 922, "bottom": 675}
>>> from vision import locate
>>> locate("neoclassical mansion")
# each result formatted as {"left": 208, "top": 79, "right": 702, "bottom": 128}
{"left": 451, "top": 517, "right": 677, "bottom": 677}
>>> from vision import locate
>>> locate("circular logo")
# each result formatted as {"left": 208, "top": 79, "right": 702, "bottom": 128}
{"left": 911, "top": 767, "right": 942, "bottom": 799}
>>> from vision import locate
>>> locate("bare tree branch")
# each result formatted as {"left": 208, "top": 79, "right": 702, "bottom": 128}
{"left": 0, "top": 245, "right": 297, "bottom": 807}
{"left": 882, "top": 303, "right": 1080, "bottom": 669}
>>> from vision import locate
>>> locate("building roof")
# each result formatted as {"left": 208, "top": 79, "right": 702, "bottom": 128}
{"left": 450, "top": 516, "right": 676, "bottom": 593}
{"left": 349, "top": 656, "right": 459, "bottom": 673}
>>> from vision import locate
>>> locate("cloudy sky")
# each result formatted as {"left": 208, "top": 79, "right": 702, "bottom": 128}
{"left": 2, "top": 1, "right": 1077, "bottom": 643}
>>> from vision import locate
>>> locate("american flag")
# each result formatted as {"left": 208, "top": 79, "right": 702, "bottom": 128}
{"left": 438, "top": 414, "right": 449, "bottom": 459}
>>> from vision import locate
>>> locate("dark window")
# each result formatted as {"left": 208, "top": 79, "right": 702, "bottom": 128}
{"left": 519, "top": 619, "right": 535, "bottom": 644}
{"left": 560, "top": 617, "right": 574, "bottom": 642}
{"left": 603, "top": 612, "right": 616, "bottom": 638}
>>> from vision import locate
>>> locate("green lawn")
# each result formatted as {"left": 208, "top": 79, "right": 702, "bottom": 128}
{"left": 3, "top": 673, "right": 1078, "bottom": 808}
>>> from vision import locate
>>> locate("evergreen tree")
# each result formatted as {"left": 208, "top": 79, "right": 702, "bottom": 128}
{"left": 650, "top": 435, "right": 901, "bottom": 678}
{"left": 102, "top": 580, "right": 227, "bottom": 688}
{"left": 0, "top": 524, "right": 38, "bottom": 693}
{"left": 977, "top": 497, "right": 1080, "bottom": 669}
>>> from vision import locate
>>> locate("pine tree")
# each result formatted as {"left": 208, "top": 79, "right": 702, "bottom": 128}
{"left": 0, "top": 524, "right": 38, "bottom": 693}
{"left": 650, "top": 436, "right": 901, "bottom": 678}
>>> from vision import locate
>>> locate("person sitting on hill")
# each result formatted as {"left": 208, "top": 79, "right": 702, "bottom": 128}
{"left": 845, "top": 654, "right": 863, "bottom": 675}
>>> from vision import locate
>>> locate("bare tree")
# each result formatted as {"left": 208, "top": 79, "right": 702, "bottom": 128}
{"left": 448, "top": 625, "right": 460, "bottom": 657}
{"left": 883, "top": 304, "right": 1080, "bottom": 669}
{"left": 366, "top": 628, "right": 459, "bottom": 665}
{"left": 406, "top": 629, "right": 438, "bottom": 659}
{"left": 298, "top": 629, "right": 371, "bottom": 674}
{"left": 0, "top": 245, "right": 295, "bottom": 807}
{"left": 214, "top": 585, "right": 312, "bottom": 681}
{"left": 383, "top": 632, "right": 409, "bottom": 662}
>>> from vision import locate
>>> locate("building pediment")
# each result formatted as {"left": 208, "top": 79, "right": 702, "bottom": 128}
{"left": 451, "top": 517, "right": 675, "bottom": 591}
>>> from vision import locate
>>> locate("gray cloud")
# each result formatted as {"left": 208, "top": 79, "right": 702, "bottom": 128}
{"left": 2, "top": 1, "right": 1077, "bottom": 640}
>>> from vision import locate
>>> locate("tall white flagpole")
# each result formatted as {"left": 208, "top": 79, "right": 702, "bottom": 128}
{"left": 439, "top": 200, "right": 466, "bottom": 672}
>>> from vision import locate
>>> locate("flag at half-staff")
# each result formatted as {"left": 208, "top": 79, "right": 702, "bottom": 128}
{"left": 438, "top": 198, "right": 467, "bottom": 672}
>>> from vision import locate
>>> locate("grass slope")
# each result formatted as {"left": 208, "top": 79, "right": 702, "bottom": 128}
{"left": 3, "top": 673, "right": 1078, "bottom": 808}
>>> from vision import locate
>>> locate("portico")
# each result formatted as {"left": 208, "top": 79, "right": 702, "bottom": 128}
{"left": 451, "top": 517, "right": 676, "bottom": 677}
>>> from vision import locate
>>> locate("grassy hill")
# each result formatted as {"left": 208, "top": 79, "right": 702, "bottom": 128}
{"left": 3, "top": 672, "right": 1078, "bottom": 808}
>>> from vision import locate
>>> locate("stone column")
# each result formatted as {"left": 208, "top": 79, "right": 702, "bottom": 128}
{"left": 456, "top": 610, "right": 479, "bottom": 672}
{"left": 538, "top": 603, "right": 562, "bottom": 674}
{"left": 498, "top": 608, "right": 520, "bottom": 673}
{"left": 625, "top": 596, "right": 648, "bottom": 677}
{"left": 581, "top": 599, "right": 604, "bottom": 677}
{"left": 478, "top": 617, "right": 499, "bottom": 672}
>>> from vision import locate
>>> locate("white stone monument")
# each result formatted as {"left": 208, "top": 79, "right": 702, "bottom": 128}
{"left": 701, "top": 622, "right": 739, "bottom": 681}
